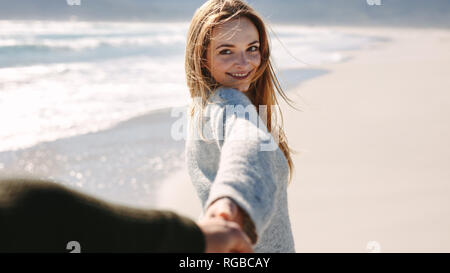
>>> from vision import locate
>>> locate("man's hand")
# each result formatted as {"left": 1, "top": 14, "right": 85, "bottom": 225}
{"left": 197, "top": 218, "right": 253, "bottom": 253}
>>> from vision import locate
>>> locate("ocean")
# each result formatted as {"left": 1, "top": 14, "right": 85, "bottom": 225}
{"left": 0, "top": 20, "right": 385, "bottom": 206}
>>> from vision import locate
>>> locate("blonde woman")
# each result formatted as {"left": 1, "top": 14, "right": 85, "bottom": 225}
{"left": 185, "top": 0, "right": 295, "bottom": 253}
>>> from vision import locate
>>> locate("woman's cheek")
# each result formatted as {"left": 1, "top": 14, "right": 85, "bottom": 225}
{"left": 220, "top": 57, "right": 234, "bottom": 67}
{"left": 249, "top": 53, "right": 261, "bottom": 66}
{"left": 212, "top": 57, "right": 230, "bottom": 71}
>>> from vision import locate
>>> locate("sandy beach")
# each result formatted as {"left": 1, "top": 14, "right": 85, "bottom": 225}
{"left": 156, "top": 27, "right": 450, "bottom": 252}
{"left": 2, "top": 25, "right": 449, "bottom": 253}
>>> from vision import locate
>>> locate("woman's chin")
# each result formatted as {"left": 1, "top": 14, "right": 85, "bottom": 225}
{"left": 234, "top": 85, "right": 250, "bottom": 92}
{"left": 219, "top": 83, "right": 250, "bottom": 92}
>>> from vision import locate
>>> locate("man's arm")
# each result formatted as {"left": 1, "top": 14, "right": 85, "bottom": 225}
{"left": 0, "top": 178, "right": 251, "bottom": 253}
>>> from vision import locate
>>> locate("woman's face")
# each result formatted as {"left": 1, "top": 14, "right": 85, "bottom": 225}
{"left": 205, "top": 17, "right": 261, "bottom": 92}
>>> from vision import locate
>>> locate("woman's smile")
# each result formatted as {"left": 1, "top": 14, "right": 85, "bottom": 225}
{"left": 226, "top": 69, "right": 253, "bottom": 80}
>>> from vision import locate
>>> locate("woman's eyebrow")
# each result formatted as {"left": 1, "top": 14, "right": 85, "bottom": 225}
{"left": 215, "top": 40, "right": 259, "bottom": 50}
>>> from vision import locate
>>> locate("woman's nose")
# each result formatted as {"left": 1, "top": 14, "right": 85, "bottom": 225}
{"left": 235, "top": 51, "right": 249, "bottom": 67}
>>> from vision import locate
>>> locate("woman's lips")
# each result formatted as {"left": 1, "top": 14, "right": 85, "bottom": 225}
{"left": 226, "top": 70, "right": 253, "bottom": 80}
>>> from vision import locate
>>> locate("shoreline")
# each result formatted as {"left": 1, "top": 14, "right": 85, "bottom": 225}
{"left": 0, "top": 65, "right": 331, "bottom": 154}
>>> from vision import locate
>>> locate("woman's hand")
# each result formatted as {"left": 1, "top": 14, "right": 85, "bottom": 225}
{"left": 204, "top": 197, "right": 244, "bottom": 227}
{"left": 204, "top": 197, "right": 258, "bottom": 244}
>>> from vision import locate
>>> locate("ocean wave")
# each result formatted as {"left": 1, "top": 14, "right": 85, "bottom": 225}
{"left": 0, "top": 21, "right": 386, "bottom": 152}
{"left": 0, "top": 34, "right": 186, "bottom": 51}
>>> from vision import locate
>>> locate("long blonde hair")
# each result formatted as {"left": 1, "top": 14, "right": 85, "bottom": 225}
{"left": 185, "top": 0, "right": 295, "bottom": 183}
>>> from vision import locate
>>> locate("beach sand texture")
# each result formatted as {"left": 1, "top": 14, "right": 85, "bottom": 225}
{"left": 157, "top": 27, "right": 450, "bottom": 252}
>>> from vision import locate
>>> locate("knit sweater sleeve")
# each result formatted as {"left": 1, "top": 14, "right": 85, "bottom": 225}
{"left": 204, "top": 88, "right": 281, "bottom": 240}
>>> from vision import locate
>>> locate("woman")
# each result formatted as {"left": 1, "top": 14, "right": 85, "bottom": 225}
{"left": 185, "top": 0, "right": 295, "bottom": 253}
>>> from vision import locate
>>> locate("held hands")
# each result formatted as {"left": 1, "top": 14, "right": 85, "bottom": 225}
{"left": 203, "top": 197, "right": 258, "bottom": 245}
{"left": 197, "top": 218, "right": 253, "bottom": 253}
{"left": 204, "top": 197, "right": 245, "bottom": 227}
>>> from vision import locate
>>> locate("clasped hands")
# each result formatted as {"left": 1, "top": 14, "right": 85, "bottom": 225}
{"left": 197, "top": 197, "right": 256, "bottom": 253}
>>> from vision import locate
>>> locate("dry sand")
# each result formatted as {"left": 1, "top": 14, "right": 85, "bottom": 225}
{"left": 156, "top": 27, "right": 450, "bottom": 252}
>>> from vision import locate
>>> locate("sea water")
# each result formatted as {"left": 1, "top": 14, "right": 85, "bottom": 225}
{"left": 0, "top": 20, "right": 382, "bottom": 206}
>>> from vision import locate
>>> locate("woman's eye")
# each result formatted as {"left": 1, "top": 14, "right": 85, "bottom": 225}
{"left": 219, "top": 49, "right": 232, "bottom": 55}
{"left": 219, "top": 46, "right": 258, "bottom": 55}
{"left": 248, "top": 46, "right": 259, "bottom": 52}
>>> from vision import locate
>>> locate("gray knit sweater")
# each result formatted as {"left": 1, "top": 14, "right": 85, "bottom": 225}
{"left": 185, "top": 86, "right": 295, "bottom": 253}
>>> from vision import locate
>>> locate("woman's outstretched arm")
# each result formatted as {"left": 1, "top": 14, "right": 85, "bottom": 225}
{"left": 202, "top": 88, "right": 282, "bottom": 244}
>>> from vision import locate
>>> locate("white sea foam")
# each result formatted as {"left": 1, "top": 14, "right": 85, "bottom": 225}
{"left": 0, "top": 20, "right": 381, "bottom": 152}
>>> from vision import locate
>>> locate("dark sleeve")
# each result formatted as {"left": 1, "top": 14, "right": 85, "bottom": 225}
{"left": 0, "top": 179, "right": 205, "bottom": 253}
